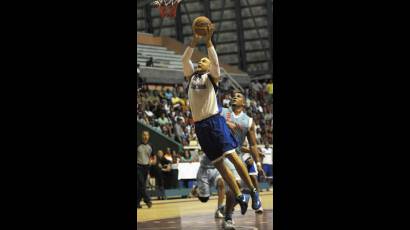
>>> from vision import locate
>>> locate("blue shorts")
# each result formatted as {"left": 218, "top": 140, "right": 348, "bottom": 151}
{"left": 263, "top": 164, "right": 273, "bottom": 177}
{"left": 247, "top": 162, "right": 258, "bottom": 175}
{"left": 195, "top": 114, "right": 238, "bottom": 163}
{"left": 242, "top": 153, "right": 258, "bottom": 176}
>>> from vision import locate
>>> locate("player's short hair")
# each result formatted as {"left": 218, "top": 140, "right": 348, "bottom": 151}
{"left": 231, "top": 90, "right": 244, "bottom": 96}
{"left": 198, "top": 196, "right": 209, "bottom": 203}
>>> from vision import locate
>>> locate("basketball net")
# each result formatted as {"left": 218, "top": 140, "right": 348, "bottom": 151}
{"left": 158, "top": 0, "right": 180, "bottom": 18}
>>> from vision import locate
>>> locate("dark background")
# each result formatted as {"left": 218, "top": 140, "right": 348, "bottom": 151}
{"left": 2, "top": 0, "right": 405, "bottom": 230}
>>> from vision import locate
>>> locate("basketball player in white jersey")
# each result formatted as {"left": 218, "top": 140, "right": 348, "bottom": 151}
{"left": 181, "top": 25, "right": 261, "bottom": 215}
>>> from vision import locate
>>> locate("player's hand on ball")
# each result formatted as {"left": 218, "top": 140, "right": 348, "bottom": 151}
{"left": 205, "top": 23, "right": 215, "bottom": 42}
{"left": 190, "top": 33, "right": 202, "bottom": 47}
{"left": 208, "top": 23, "right": 215, "bottom": 34}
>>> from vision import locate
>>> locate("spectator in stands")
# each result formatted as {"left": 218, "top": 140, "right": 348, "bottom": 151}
{"left": 266, "top": 79, "right": 273, "bottom": 95}
{"left": 257, "top": 102, "right": 264, "bottom": 113}
{"left": 179, "top": 150, "right": 195, "bottom": 189}
{"left": 171, "top": 150, "right": 180, "bottom": 189}
{"left": 168, "top": 126, "right": 176, "bottom": 141}
{"left": 190, "top": 149, "right": 200, "bottom": 162}
{"left": 256, "top": 128, "right": 262, "bottom": 144}
{"left": 152, "top": 121, "right": 162, "bottom": 133}
{"left": 151, "top": 150, "right": 166, "bottom": 200}
{"left": 174, "top": 117, "right": 184, "bottom": 143}
{"left": 144, "top": 105, "right": 154, "bottom": 118}
{"left": 260, "top": 142, "right": 273, "bottom": 189}
{"left": 138, "top": 114, "right": 150, "bottom": 126}
{"left": 222, "top": 94, "right": 230, "bottom": 108}
{"left": 161, "top": 148, "right": 173, "bottom": 189}
{"left": 140, "top": 84, "right": 149, "bottom": 94}
{"left": 162, "top": 99, "right": 171, "bottom": 114}
{"left": 181, "top": 150, "right": 193, "bottom": 162}
{"left": 255, "top": 81, "right": 265, "bottom": 102}
{"left": 174, "top": 110, "right": 185, "bottom": 123}
{"left": 137, "top": 131, "right": 153, "bottom": 209}
{"left": 188, "top": 126, "right": 197, "bottom": 141}
{"left": 160, "top": 124, "right": 171, "bottom": 139}
{"left": 164, "top": 88, "right": 173, "bottom": 102}
{"left": 264, "top": 106, "right": 273, "bottom": 122}
{"left": 181, "top": 127, "right": 190, "bottom": 144}
{"left": 157, "top": 112, "right": 171, "bottom": 126}
{"left": 148, "top": 152, "right": 156, "bottom": 190}
{"left": 146, "top": 57, "right": 154, "bottom": 67}
{"left": 137, "top": 64, "right": 144, "bottom": 90}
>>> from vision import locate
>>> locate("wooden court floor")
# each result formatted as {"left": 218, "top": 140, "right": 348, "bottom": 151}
{"left": 137, "top": 191, "right": 273, "bottom": 229}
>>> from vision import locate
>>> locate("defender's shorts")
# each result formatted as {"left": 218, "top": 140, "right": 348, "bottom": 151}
{"left": 242, "top": 153, "right": 258, "bottom": 176}
{"left": 196, "top": 167, "right": 222, "bottom": 197}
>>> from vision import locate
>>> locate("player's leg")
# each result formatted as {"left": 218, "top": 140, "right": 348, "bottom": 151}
{"left": 223, "top": 180, "right": 241, "bottom": 230}
{"left": 244, "top": 157, "right": 264, "bottom": 213}
{"left": 141, "top": 166, "right": 152, "bottom": 207}
{"left": 217, "top": 178, "right": 225, "bottom": 208}
{"left": 213, "top": 159, "right": 249, "bottom": 215}
{"left": 137, "top": 166, "right": 144, "bottom": 206}
{"left": 226, "top": 152, "right": 261, "bottom": 210}
{"left": 223, "top": 190, "right": 236, "bottom": 230}
{"left": 245, "top": 157, "right": 260, "bottom": 192}
{"left": 215, "top": 177, "right": 225, "bottom": 218}
{"left": 226, "top": 152, "right": 255, "bottom": 191}
{"left": 263, "top": 163, "right": 274, "bottom": 188}
{"left": 195, "top": 167, "right": 212, "bottom": 203}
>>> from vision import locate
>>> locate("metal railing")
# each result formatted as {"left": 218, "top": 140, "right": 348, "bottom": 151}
{"left": 221, "top": 67, "right": 244, "bottom": 93}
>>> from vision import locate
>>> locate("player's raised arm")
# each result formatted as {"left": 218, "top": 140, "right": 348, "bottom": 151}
{"left": 205, "top": 25, "right": 221, "bottom": 83}
{"left": 182, "top": 34, "right": 200, "bottom": 81}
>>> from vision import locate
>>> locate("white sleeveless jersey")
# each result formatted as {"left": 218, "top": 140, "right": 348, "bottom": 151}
{"left": 188, "top": 73, "right": 220, "bottom": 122}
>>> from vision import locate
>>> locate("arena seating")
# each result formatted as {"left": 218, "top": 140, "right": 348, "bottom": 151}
{"left": 137, "top": 32, "right": 251, "bottom": 87}
{"left": 138, "top": 44, "right": 184, "bottom": 70}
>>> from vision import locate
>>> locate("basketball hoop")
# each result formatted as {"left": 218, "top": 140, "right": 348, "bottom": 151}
{"left": 154, "top": 0, "right": 181, "bottom": 18}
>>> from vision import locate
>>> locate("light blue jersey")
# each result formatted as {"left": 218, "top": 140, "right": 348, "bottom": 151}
{"left": 220, "top": 107, "right": 253, "bottom": 156}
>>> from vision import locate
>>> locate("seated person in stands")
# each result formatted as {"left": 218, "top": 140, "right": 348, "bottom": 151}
{"left": 157, "top": 112, "right": 171, "bottom": 126}
{"left": 161, "top": 148, "right": 173, "bottom": 189}
{"left": 179, "top": 150, "right": 195, "bottom": 189}
{"left": 171, "top": 150, "right": 180, "bottom": 188}
{"left": 151, "top": 150, "right": 167, "bottom": 200}
{"left": 181, "top": 150, "right": 193, "bottom": 163}
{"left": 146, "top": 57, "right": 154, "bottom": 67}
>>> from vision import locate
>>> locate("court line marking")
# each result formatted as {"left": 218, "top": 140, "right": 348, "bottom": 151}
{"left": 147, "top": 192, "right": 273, "bottom": 205}
{"left": 138, "top": 227, "right": 178, "bottom": 229}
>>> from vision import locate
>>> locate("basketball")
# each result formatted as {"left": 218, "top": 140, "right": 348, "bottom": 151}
{"left": 192, "top": 16, "right": 212, "bottom": 36}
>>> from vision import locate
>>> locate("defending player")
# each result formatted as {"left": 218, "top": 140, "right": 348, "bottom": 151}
{"left": 221, "top": 90, "right": 265, "bottom": 214}
{"left": 181, "top": 23, "right": 261, "bottom": 215}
